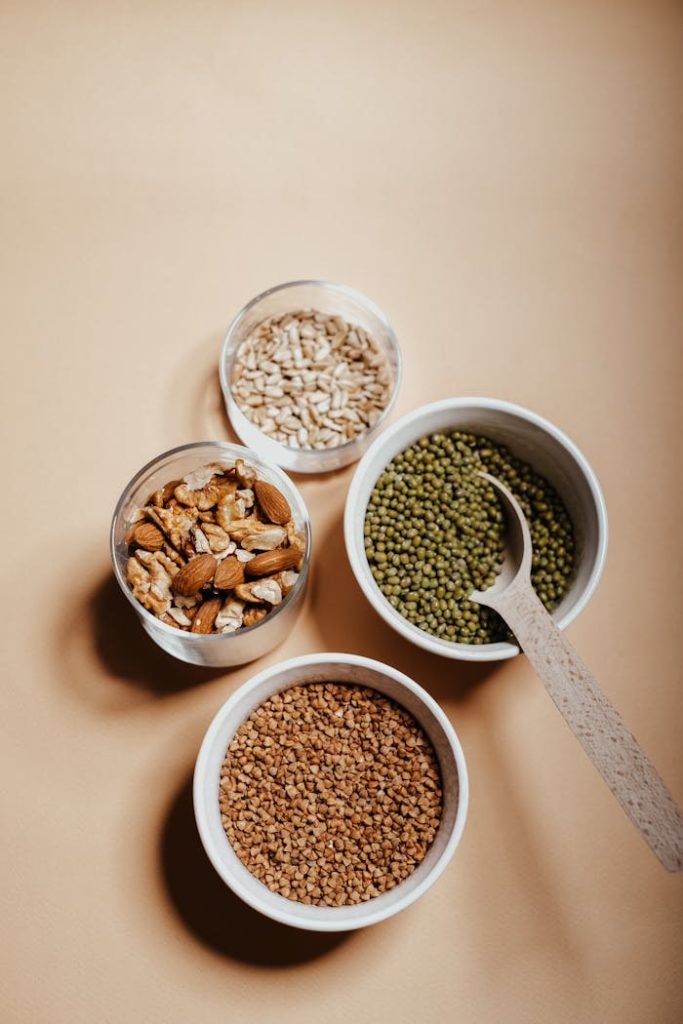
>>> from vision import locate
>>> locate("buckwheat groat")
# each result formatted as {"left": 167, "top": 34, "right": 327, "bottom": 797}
{"left": 219, "top": 682, "right": 443, "bottom": 907}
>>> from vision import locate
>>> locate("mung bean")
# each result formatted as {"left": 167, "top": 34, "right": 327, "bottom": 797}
{"left": 364, "top": 431, "right": 575, "bottom": 644}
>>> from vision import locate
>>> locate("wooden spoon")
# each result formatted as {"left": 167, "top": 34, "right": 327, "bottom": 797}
{"left": 471, "top": 472, "right": 683, "bottom": 871}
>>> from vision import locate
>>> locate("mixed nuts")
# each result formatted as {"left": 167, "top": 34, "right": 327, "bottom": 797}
{"left": 125, "top": 459, "right": 305, "bottom": 634}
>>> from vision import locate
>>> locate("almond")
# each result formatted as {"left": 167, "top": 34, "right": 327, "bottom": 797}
{"left": 254, "top": 480, "right": 291, "bottom": 525}
{"left": 130, "top": 521, "right": 164, "bottom": 552}
{"left": 171, "top": 553, "right": 217, "bottom": 596}
{"left": 191, "top": 597, "right": 222, "bottom": 634}
{"left": 214, "top": 555, "right": 245, "bottom": 591}
{"left": 245, "top": 546, "right": 301, "bottom": 577}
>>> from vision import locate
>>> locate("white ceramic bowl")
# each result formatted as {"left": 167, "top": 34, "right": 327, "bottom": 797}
{"left": 111, "top": 441, "right": 311, "bottom": 668}
{"left": 194, "top": 653, "right": 468, "bottom": 931}
{"left": 344, "top": 398, "right": 608, "bottom": 662}
{"left": 219, "top": 280, "right": 402, "bottom": 474}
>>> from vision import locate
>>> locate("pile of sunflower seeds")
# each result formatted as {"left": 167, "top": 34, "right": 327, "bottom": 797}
{"left": 220, "top": 682, "right": 443, "bottom": 906}
{"left": 230, "top": 309, "right": 393, "bottom": 449}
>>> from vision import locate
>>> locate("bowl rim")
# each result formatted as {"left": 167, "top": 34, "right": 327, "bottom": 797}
{"left": 344, "top": 396, "right": 609, "bottom": 662}
{"left": 110, "top": 440, "right": 312, "bottom": 642}
{"left": 193, "top": 652, "right": 469, "bottom": 931}
{"left": 218, "top": 278, "right": 403, "bottom": 465}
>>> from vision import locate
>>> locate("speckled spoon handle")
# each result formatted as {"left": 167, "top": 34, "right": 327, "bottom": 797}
{"left": 489, "top": 582, "right": 683, "bottom": 871}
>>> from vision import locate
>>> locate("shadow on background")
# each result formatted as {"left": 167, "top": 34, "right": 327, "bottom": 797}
{"left": 57, "top": 571, "right": 228, "bottom": 709}
{"left": 165, "top": 333, "right": 239, "bottom": 444}
{"left": 90, "top": 575, "right": 229, "bottom": 692}
{"left": 160, "top": 775, "right": 351, "bottom": 967}
{"left": 311, "top": 511, "right": 498, "bottom": 707}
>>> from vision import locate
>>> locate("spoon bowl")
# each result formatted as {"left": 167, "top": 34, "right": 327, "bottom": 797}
{"left": 471, "top": 472, "right": 531, "bottom": 603}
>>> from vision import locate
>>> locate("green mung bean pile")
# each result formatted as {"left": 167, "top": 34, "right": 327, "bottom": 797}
{"left": 363, "top": 431, "right": 575, "bottom": 644}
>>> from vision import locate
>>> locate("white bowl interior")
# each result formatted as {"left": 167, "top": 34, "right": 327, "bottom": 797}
{"left": 194, "top": 654, "right": 468, "bottom": 931}
{"left": 345, "top": 399, "right": 607, "bottom": 661}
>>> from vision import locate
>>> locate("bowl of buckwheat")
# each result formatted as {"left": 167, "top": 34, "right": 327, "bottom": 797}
{"left": 194, "top": 653, "right": 469, "bottom": 931}
{"left": 110, "top": 442, "right": 311, "bottom": 667}
{"left": 220, "top": 280, "right": 402, "bottom": 473}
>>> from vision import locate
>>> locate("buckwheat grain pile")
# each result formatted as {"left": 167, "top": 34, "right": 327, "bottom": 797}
{"left": 219, "top": 683, "right": 443, "bottom": 906}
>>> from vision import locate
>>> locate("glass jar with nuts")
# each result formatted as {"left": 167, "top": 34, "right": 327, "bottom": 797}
{"left": 111, "top": 443, "right": 311, "bottom": 667}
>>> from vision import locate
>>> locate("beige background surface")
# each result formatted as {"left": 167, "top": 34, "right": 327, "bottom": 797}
{"left": 2, "top": 1, "right": 682, "bottom": 1021}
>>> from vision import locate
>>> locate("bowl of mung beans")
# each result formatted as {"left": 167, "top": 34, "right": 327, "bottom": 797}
{"left": 344, "top": 398, "right": 608, "bottom": 662}
{"left": 219, "top": 280, "right": 402, "bottom": 474}
{"left": 193, "top": 652, "right": 468, "bottom": 931}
